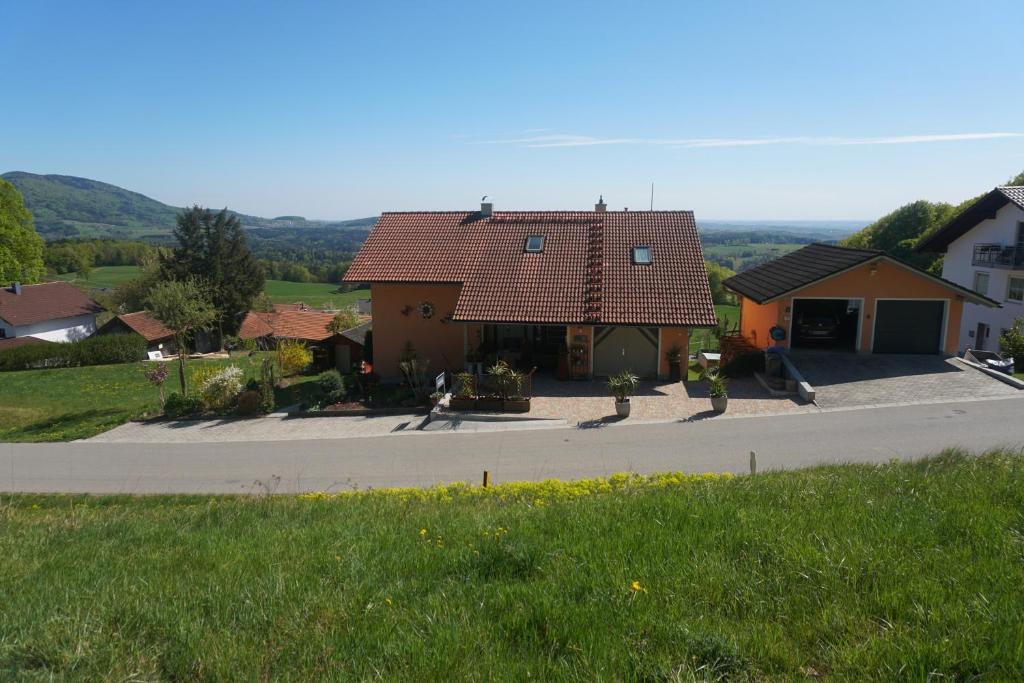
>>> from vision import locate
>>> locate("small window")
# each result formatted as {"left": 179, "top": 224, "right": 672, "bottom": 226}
{"left": 973, "top": 271, "right": 990, "bottom": 296}
{"left": 632, "top": 246, "right": 652, "bottom": 264}
{"left": 525, "top": 235, "right": 545, "bottom": 252}
{"left": 1008, "top": 276, "right": 1024, "bottom": 303}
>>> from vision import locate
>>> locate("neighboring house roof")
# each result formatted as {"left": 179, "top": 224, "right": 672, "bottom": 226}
{"left": 239, "top": 308, "right": 338, "bottom": 342}
{"left": 917, "top": 186, "right": 1024, "bottom": 253}
{"left": 101, "top": 311, "right": 174, "bottom": 342}
{"left": 0, "top": 336, "right": 54, "bottom": 352}
{"left": 339, "top": 321, "right": 371, "bottom": 346}
{"left": 723, "top": 243, "right": 999, "bottom": 307}
{"left": 342, "top": 210, "right": 717, "bottom": 327}
{"left": 0, "top": 281, "right": 104, "bottom": 327}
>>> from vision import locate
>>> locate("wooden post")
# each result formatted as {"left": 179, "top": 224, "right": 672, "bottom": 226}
{"left": 749, "top": 451, "right": 757, "bottom": 475}
{"left": 482, "top": 470, "right": 490, "bottom": 488}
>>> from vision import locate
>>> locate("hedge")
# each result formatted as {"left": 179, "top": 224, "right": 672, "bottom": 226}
{"left": 0, "top": 333, "right": 147, "bottom": 371}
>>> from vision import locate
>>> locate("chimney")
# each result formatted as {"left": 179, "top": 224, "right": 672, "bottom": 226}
{"left": 480, "top": 196, "right": 493, "bottom": 217}
{"left": 595, "top": 195, "right": 606, "bottom": 213}
{"left": 13, "top": 282, "right": 21, "bottom": 295}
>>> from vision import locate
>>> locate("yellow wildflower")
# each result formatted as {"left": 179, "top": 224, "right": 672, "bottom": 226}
{"left": 630, "top": 580, "right": 647, "bottom": 594}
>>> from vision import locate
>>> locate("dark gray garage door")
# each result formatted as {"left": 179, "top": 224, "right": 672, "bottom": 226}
{"left": 872, "top": 300, "right": 944, "bottom": 354}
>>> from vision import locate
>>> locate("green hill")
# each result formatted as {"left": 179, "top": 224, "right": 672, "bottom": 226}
{"left": 842, "top": 170, "right": 1024, "bottom": 271}
{"left": 1, "top": 171, "right": 376, "bottom": 241}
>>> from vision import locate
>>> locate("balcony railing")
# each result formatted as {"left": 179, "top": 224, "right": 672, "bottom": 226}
{"left": 972, "top": 243, "right": 1024, "bottom": 269}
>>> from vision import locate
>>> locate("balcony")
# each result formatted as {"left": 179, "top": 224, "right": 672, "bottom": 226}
{"left": 972, "top": 243, "right": 1024, "bottom": 269}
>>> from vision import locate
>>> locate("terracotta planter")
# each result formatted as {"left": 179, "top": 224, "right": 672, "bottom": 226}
{"left": 475, "top": 397, "right": 504, "bottom": 412}
{"left": 711, "top": 395, "right": 728, "bottom": 413}
{"left": 615, "top": 399, "right": 631, "bottom": 418}
{"left": 449, "top": 397, "right": 476, "bottom": 411}
{"left": 503, "top": 398, "right": 531, "bottom": 413}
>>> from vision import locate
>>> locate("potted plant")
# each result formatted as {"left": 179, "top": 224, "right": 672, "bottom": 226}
{"left": 666, "top": 345, "right": 683, "bottom": 382}
{"left": 497, "top": 365, "right": 530, "bottom": 413}
{"left": 477, "top": 360, "right": 512, "bottom": 412}
{"left": 608, "top": 370, "right": 639, "bottom": 418}
{"left": 429, "top": 390, "right": 444, "bottom": 407}
{"left": 704, "top": 369, "right": 729, "bottom": 413}
{"left": 449, "top": 371, "right": 476, "bottom": 411}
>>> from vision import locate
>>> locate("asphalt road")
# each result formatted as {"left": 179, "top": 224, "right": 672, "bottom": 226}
{"left": 2, "top": 396, "right": 1022, "bottom": 494}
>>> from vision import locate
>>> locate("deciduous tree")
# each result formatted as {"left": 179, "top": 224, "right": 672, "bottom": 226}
{"left": 146, "top": 278, "right": 217, "bottom": 395}
{"left": 0, "top": 179, "right": 45, "bottom": 284}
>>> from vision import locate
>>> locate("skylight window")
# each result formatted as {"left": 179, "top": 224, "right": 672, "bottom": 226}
{"left": 525, "top": 235, "right": 545, "bottom": 252}
{"left": 633, "top": 246, "right": 652, "bottom": 264}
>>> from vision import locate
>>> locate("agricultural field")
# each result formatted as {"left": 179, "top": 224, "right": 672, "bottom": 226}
{"left": 0, "top": 355, "right": 317, "bottom": 442}
{"left": 703, "top": 242, "right": 807, "bottom": 272}
{"left": 55, "top": 266, "right": 369, "bottom": 309}
{"left": 0, "top": 452, "right": 1020, "bottom": 679}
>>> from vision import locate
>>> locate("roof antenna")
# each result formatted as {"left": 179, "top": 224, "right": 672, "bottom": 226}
{"left": 481, "top": 195, "right": 488, "bottom": 202}
{"left": 650, "top": 182, "right": 654, "bottom": 211}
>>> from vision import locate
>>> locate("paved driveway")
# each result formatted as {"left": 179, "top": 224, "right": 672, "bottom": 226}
{"left": 789, "top": 352, "right": 1021, "bottom": 408}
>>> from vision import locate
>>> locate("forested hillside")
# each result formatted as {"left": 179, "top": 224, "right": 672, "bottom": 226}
{"left": 842, "top": 170, "right": 1024, "bottom": 272}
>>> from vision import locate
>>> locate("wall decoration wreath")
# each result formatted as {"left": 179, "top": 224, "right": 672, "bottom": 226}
{"left": 417, "top": 300, "right": 435, "bottom": 319}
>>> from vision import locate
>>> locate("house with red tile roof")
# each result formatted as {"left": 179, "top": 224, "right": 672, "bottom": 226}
{"left": 238, "top": 304, "right": 370, "bottom": 372}
{"left": 96, "top": 311, "right": 177, "bottom": 355}
{"left": 342, "top": 199, "right": 717, "bottom": 380}
{"left": 0, "top": 281, "right": 104, "bottom": 344}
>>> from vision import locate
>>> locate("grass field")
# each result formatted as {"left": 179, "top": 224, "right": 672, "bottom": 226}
{"left": 0, "top": 451, "right": 1021, "bottom": 679}
{"left": 0, "top": 355, "right": 317, "bottom": 442}
{"left": 56, "top": 266, "right": 369, "bottom": 309}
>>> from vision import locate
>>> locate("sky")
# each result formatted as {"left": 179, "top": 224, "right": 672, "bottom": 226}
{"left": 2, "top": 1, "right": 1023, "bottom": 221}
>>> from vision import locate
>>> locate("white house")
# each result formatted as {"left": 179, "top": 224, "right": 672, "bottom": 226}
{"left": 0, "top": 281, "right": 104, "bottom": 343}
{"left": 918, "top": 186, "right": 1024, "bottom": 352}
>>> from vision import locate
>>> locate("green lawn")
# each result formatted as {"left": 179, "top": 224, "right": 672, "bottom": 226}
{"left": 0, "top": 355, "right": 317, "bottom": 442}
{"left": 56, "top": 266, "right": 369, "bottom": 310}
{"left": 688, "top": 303, "right": 739, "bottom": 355}
{"left": 1, "top": 452, "right": 1021, "bottom": 679}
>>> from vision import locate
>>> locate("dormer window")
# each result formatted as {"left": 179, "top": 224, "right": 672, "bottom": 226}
{"left": 525, "top": 235, "right": 545, "bottom": 253}
{"left": 632, "top": 246, "right": 652, "bottom": 265}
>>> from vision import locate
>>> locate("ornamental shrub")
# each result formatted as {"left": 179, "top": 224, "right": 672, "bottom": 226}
{"left": 164, "top": 392, "right": 203, "bottom": 419}
{"left": 236, "top": 389, "right": 263, "bottom": 416}
{"left": 317, "top": 369, "right": 346, "bottom": 403}
{"left": 999, "top": 317, "right": 1024, "bottom": 373}
{"left": 278, "top": 340, "right": 312, "bottom": 376}
{"left": 200, "top": 365, "right": 244, "bottom": 412}
{"left": 0, "top": 333, "right": 146, "bottom": 371}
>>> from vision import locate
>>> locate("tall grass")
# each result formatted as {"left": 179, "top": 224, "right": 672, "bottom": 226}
{"left": 1, "top": 451, "right": 1022, "bottom": 680}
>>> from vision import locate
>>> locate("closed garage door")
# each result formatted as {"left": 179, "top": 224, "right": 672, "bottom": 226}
{"left": 593, "top": 326, "right": 659, "bottom": 378}
{"left": 872, "top": 300, "right": 944, "bottom": 354}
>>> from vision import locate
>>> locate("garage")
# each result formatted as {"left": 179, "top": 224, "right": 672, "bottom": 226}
{"left": 593, "top": 326, "right": 659, "bottom": 378}
{"left": 790, "top": 298, "right": 860, "bottom": 351}
{"left": 872, "top": 300, "right": 945, "bottom": 354}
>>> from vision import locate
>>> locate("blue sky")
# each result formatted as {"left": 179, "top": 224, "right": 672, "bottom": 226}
{"left": 2, "top": 1, "right": 1022, "bottom": 221}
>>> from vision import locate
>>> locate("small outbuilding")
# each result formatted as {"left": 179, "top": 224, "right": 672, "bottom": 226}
{"left": 723, "top": 243, "right": 999, "bottom": 355}
{"left": 97, "top": 311, "right": 177, "bottom": 356}
{"left": 238, "top": 305, "right": 369, "bottom": 372}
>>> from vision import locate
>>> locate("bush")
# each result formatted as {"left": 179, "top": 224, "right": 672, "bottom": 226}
{"left": 278, "top": 340, "right": 312, "bottom": 376}
{"left": 0, "top": 333, "right": 146, "bottom": 372}
{"left": 200, "top": 366, "right": 244, "bottom": 412}
{"left": 317, "top": 369, "right": 346, "bottom": 403}
{"left": 720, "top": 351, "right": 764, "bottom": 378}
{"left": 236, "top": 390, "right": 262, "bottom": 416}
{"left": 163, "top": 392, "right": 203, "bottom": 419}
{"left": 999, "top": 317, "right": 1024, "bottom": 373}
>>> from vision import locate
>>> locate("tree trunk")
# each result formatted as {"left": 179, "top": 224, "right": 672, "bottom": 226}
{"left": 177, "top": 335, "right": 188, "bottom": 396}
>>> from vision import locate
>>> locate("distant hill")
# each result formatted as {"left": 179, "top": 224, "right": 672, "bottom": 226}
{"left": 1, "top": 171, "right": 377, "bottom": 241}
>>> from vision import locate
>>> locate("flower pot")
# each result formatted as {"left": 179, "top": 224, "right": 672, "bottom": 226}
{"left": 449, "top": 397, "right": 476, "bottom": 411}
{"left": 711, "top": 395, "right": 728, "bottom": 413}
{"left": 503, "top": 398, "right": 531, "bottom": 413}
{"left": 615, "top": 399, "right": 631, "bottom": 418}
{"left": 475, "top": 397, "right": 503, "bottom": 412}
{"left": 668, "top": 362, "right": 681, "bottom": 382}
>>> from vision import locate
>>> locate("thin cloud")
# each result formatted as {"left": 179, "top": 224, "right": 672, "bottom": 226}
{"left": 474, "top": 132, "right": 1024, "bottom": 148}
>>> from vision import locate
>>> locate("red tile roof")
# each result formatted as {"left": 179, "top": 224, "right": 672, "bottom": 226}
{"left": 343, "top": 211, "right": 716, "bottom": 326}
{"left": 108, "top": 311, "right": 174, "bottom": 342}
{"left": 0, "top": 282, "right": 104, "bottom": 327}
{"left": 0, "top": 336, "right": 54, "bottom": 351}
{"left": 239, "top": 308, "right": 338, "bottom": 342}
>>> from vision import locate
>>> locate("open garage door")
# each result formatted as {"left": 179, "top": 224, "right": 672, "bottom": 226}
{"left": 872, "top": 300, "right": 944, "bottom": 354}
{"left": 593, "top": 326, "right": 659, "bottom": 378}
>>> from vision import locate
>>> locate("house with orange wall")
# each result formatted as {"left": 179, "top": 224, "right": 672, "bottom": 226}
{"left": 723, "top": 243, "right": 998, "bottom": 355}
{"left": 342, "top": 199, "right": 717, "bottom": 381}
